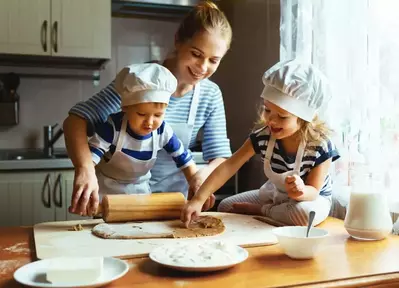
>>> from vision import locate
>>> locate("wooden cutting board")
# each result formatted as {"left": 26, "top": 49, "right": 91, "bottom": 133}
{"left": 33, "top": 212, "right": 278, "bottom": 259}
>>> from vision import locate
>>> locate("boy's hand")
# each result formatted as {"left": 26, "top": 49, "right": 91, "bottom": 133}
{"left": 180, "top": 199, "right": 203, "bottom": 228}
{"left": 285, "top": 175, "right": 305, "bottom": 200}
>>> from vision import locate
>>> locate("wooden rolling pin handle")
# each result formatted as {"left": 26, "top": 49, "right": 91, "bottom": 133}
{"left": 94, "top": 193, "right": 185, "bottom": 223}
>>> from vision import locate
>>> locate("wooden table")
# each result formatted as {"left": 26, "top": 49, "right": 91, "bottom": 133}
{"left": 1, "top": 217, "right": 399, "bottom": 288}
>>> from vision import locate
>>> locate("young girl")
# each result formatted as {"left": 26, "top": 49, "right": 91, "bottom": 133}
{"left": 181, "top": 59, "right": 340, "bottom": 227}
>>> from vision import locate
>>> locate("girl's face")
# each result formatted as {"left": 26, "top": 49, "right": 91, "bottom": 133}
{"left": 263, "top": 100, "right": 301, "bottom": 139}
{"left": 174, "top": 29, "right": 228, "bottom": 85}
{"left": 124, "top": 103, "right": 166, "bottom": 136}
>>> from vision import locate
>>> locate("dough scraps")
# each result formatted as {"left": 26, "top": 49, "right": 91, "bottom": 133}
{"left": 69, "top": 224, "right": 83, "bottom": 231}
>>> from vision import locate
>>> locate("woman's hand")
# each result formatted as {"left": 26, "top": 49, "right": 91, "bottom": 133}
{"left": 187, "top": 169, "right": 215, "bottom": 211}
{"left": 69, "top": 165, "right": 99, "bottom": 216}
{"left": 285, "top": 175, "right": 305, "bottom": 200}
{"left": 231, "top": 202, "right": 262, "bottom": 215}
{"left": 181, "top": 199, "right": 203, "bottom": 228}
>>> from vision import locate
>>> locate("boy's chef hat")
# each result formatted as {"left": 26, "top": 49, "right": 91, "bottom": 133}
{"left": 115, "top": 63, "right": 177, "bottom": 107}
{"left": 261, "top": 59, "right": 331, "bottom": 122}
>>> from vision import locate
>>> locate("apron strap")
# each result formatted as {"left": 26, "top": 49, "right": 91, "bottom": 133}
{"left": 293, "top": 141, "right": 306, "bottom": 174}
{"left": 264, "top": 137, "right": 276, "bottom": 162}
{"left": 115, "top": 114, "right": 128, "bottom": 152}
{"left": 151, "top": 128, "right": 158, "bottom": 157}
{"left": 187, "top": 82, "right": 200, "bottom": 126}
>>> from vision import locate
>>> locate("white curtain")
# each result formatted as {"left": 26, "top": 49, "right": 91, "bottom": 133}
{"left": 280, "top": 0, "right": 399, "bottom": 215}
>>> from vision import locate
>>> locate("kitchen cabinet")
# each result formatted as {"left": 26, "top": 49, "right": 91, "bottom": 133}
{"left": 0, "top": 170, "right": 88, "bottom": 227}
{"left": 0, "top": 0, "right": 110, "bottom": 59}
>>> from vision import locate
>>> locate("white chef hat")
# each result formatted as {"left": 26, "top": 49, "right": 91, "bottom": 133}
{"left": 115, "top": 63, "right": 177, "bottom": 107}
{"left": 260, "top": 59, "right": 331, "bottom": 122}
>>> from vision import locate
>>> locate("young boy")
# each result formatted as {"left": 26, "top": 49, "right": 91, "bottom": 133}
{"left": 88, "top": 63, "right": 197, "bottom": 197}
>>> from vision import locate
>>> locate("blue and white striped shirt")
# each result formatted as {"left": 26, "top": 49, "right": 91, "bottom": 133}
{"left": 250, "top": 126, "right": 340, "bottom": 197}
{"left": 70, "top": 78, "right": 232, "bottom": 163}
{"left": 89, "top": 112, "right": 194, "bottom": 169}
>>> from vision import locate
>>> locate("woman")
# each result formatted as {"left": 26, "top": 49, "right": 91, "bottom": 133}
{"left": 64, "top": 1, "right": 233, "bottom": 216}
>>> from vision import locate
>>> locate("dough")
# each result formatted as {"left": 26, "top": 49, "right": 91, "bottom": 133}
{"left": 69, "top": 224, "right": 83, "bottom": 231}
{"left": 91, "top": 216, "right": 225, "bottom": 239}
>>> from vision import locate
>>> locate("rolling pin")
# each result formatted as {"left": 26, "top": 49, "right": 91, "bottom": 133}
{"left": 93, "top": 192, "right": 186, "bottom": 223}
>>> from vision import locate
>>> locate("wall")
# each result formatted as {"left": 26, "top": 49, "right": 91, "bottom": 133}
{"left": 213, "top": 0, "right": 281, "bottom": 191}
{"left": 0, "top": 1, "right": 281, "bottom": 193}
{"left": 0, "top": 17, "right": 179, "bottom": 149}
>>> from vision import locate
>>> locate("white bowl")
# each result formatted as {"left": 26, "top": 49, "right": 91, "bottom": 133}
{"left": 272, "top": 226, "right": 329, "bottom": 259}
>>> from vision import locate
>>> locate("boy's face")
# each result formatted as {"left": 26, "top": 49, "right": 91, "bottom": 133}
{"left": 263, "top": 100, "right": 301, "bottom": 139}
{"left": 124, "top": 103, "right": 166, "bottom": 136}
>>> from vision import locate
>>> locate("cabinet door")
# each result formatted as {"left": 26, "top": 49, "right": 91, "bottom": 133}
{"left": 0, "top": 0, "right": 51, "bottom": 55}
{"left": 53, "top": 170, "right": 90, "bottom": 221}
{"left": 0, "top": 172, "right": 54, "bottom": 227}
{"left": 50, "top": 0, "right": 111, "bottom": 58}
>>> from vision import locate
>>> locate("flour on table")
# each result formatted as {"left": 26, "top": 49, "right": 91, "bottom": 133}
{"left": 174, "top": 280, "right": 191, "bottom": 287}
{"left": 0, "top": 260, "right": 24, "bottom": 276}
{"left": 3, "top": 242, "right": 29, "bottom": 254}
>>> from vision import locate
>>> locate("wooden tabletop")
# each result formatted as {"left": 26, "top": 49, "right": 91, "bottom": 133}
{"left": 1, "top": 217, "right": 399, "bottom": 288}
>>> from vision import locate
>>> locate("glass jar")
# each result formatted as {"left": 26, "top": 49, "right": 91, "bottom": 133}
{"left": 344, "top": 171, "right": 393, "bottom": 240}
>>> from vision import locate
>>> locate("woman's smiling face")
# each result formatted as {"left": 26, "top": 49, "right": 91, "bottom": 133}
{"left": 263, "top": 100, "right": 301, "bottom": 139}
{"left": 174, "top": 29, "right": 228, "bottom": 85}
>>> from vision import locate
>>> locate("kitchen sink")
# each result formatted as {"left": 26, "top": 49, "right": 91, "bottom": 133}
{"left": 0, "top": 150, "right": 69, "bottom": 161}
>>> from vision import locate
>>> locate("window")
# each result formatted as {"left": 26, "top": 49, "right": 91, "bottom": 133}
{"left": 280, "top": 0, "right": 399, "bottom": 204}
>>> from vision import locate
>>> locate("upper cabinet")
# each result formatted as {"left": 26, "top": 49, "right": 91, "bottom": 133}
{"left": 0, "top": 0, "right": 110, "bottom": 60}
{"left": 0, "top": 0, "right": 51, "bottom": 56}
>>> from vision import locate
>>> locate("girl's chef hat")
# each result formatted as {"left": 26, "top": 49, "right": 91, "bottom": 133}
{"left": 115, "top": 63, "right": 177, "bottom": 107}
{"left": 261, "top": 59, "right": 331, "bottom": 122}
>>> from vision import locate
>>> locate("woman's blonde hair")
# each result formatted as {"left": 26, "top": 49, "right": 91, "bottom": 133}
{"left": 254, "top": 104, "right": 332, "bottom": 144}
{"left": 176, "top": 1, "right": 232, "bottom": 48}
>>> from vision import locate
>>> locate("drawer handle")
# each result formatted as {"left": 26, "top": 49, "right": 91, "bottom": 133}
{"left": 53, "top": 173, "right": 63, "bottom": 208}
{"left": 52, "top": 21, "right": 58, "bottom": 53}
{"left": 42, "top": 174, "right": 51, "bottom": 208}
{"left": 41, "top": 20, "right": 48, "bottom": 52}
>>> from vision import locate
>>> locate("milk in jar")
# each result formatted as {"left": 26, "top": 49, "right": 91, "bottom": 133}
{"left": 344, "top": 174, "right": 393, "bottom": 240}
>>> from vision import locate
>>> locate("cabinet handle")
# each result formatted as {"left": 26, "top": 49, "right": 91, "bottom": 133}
{"left": 41, "top": 20, "right": 48, "bottom": 52}
{"left": 41, "top": 174, "right": 51, "bottom": 208}
{"left": 53, "top": 173, "right": 63, "bottom": 208}
{"left": 52, "top": 21, "right": 58, "bottom": 53}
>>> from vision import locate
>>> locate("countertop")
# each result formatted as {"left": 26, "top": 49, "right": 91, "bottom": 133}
{"left": 0, "top": 149, "right": 207, "bottom": 171}
{"left": 2, "top": 217, "right": 399, "bottom": 287}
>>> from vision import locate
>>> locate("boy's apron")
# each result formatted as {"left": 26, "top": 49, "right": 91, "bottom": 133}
{"left": 96, "top": 114, "right": 158, "bottom": 197}
{"left": 259, "top": 137, "right": 305, "bottom": 204}
{"left": 150, "top": 83, "right": 200, "bottom": 198}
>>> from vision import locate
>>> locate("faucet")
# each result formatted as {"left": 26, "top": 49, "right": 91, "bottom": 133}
{"left": 43, "top": 123, "right": 64, "bottom": 158}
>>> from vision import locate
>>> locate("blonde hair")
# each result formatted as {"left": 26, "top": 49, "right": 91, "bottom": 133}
{"left": 254, "top": 104, "right": 332, "bottom": 144}
{"left": 122, "top": 102, "right": 168, "bottom": 111}
{"left": 151, "top": 102, "right": 168, "bottom": 109}
{"left": 176, "top": 1, "right": 232, "bottom": 48}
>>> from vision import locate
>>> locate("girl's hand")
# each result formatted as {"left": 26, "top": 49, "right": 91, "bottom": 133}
{"left": 231, "top": 202, "right": 262, "bottom": 215}
{"left": 285, "top": 175, "right": 305, "bottom": 200}
{"left": 181, "top": 199, "right": 203, "bottom": 228}
{"left": 187, "top": 169, "right": 215, "bottom": 211}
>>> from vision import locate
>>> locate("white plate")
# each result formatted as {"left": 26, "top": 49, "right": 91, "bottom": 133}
{"left": 149, "top": 241, "right": 248, "bottom": 272}
{"left": 13, "top": 257, "right": 129, "bottom": 288}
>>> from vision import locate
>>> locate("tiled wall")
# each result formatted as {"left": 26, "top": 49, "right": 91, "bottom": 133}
{"left": 0, "top": 17, "right": 179, "bottom": 149}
